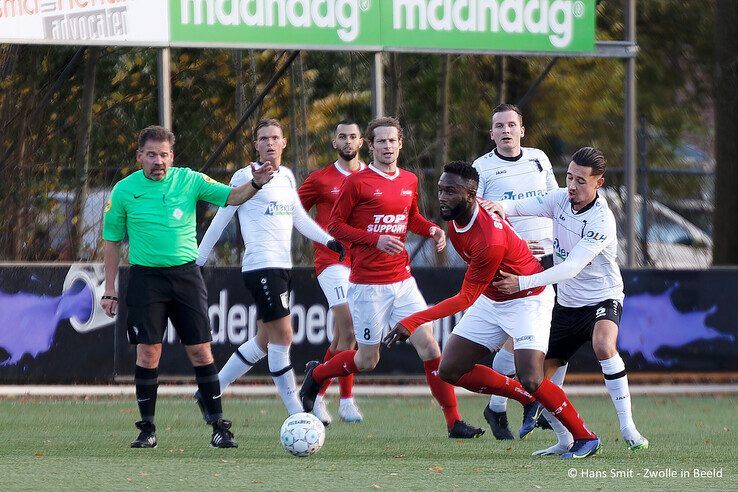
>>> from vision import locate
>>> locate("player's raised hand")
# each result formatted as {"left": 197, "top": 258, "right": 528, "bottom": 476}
{"left": 492, "top": 270, "right": 521, "bottom": 294}
{"left": 526, "top": 240, "right": 545, "bottom": 256}
{"left": 429, "top": 226, "right": 446, "bottom": 252}
{"left": 479, "top": 199, "right": 506, "bottom": 219}
{"left": 251, "top": 160, "right": 275, "bottom": 187}
{"left": 326, "top": 239, "right": 346, "bottom": 261}
{"left": 383, "top": 322, "right": 411, "bottom": 347}
{"left": 376, "top": 234, "right": 405, "bottom": 255}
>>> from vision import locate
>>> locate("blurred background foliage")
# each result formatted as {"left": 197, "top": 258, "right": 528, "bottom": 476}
{"left": 0, "top": 0, "right": 724, "bottom": 267}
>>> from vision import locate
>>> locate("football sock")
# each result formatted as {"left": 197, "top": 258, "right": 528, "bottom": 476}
{"left": 456, "top": 364, "right": 535, "bottom": 405}
{"left": 268, "top": 343, "right": 303, "bottom": 415}
{"left": 533, "top": 379, "right": 595, "bottom": 440}
{"left": 338, "top": 359, "right": 355, "bottom": 399}
{"left": 317, "top": 348, "right": 334, "bottom": 397}
{"left": 423, "top": 357, "right": 461, "bottom": 429}
{"left": 219, "top": 338, "right": 266, "bottom": 391}
{"left": 194, "top": 363, "right": 223, "bottom": 423}
{"left": 488, "top": 347, "right": 516, "bottom": 413}
{"left": 541, "top": 365, "right": 573, "bottom": 445}
{"left": 600, "top": 354, "right": 639, "bottom": 439}
{"left": 312, "top": 349, "right": 358, "bottom": 384}
{"left": 134, "top": 365, "right": 158, "bottom": 424}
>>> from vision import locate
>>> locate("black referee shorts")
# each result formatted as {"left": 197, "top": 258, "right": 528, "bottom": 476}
{"left": 546, "top": 299, "right": 622, "bottom": 363}
{"left": 125, "top": 262, "right": 212, "bottom": 346}
{"left": 242, "top": 268, "right": 291, "bottom": 322}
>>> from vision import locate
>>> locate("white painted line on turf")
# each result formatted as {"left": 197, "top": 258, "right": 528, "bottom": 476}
{"left": 1, "top": 384, "right": 737, "bottom": 397}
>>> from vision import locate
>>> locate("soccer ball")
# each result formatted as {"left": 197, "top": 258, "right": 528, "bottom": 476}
{"left": 279, "top": 412, "right": 325, "bottom": 457}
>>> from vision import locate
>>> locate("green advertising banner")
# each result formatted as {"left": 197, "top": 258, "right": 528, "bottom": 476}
{"left": 171, "top": 0, "right": 383, "bottom": 50}
{"left": 382, "top": 0, "right": 595, "bottom": 52}
{"left": 170, "top": 0, "right": 596, "bottom": 54}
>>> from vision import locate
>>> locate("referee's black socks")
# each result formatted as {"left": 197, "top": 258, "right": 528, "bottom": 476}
{"left": 194, "top": 363, "right": 224, "bottom": 423}
{"left": 134, "top": 365, "right": 159, "bottom": 424}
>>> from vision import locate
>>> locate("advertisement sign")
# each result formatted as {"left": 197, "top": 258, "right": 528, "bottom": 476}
{"left": 170, "top": 0, "right": 383, "bottom": 49}
{"left": 0, "top": 0, "right": 595, "bottom": 53}
{"left": 169, "top": 0, "right": 596, "bottom": 53}
{"left": 380, "top": 0, "right": 595, "bottom": 53}
{"left": 2, "top": 265, "right": 736, "bottom": 383}
{"left": 0, "top": 0, "right": 169, "bottom": 46}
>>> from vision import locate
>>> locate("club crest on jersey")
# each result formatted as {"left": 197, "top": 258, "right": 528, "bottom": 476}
{"left": 264, "top": 201, "right": 293, "bottom": 216}
{"left": 400, "top": 189, "right": 413, "bottom": 196}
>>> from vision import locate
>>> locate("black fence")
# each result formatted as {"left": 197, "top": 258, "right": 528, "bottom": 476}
{"left": 1, "top": 265, "right": 736, "bottom": 383}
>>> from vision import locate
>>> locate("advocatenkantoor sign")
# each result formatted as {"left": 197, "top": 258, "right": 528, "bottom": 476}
{"left": 0, "top": 0, "right": 169, "bottom": 46}
{"left": 1, "top": 0, "right": 595, "bottom": 54}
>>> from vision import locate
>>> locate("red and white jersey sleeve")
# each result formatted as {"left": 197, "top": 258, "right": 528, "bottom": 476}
{"left": 328, "top": 164, "right": 437, "bottom": 285}
{"left": 298, "top": 162, "right": 364, "bottom": 275}
{"left": 399, "top": 205, "right": 545, "bottom": 331}
{"left": 450, "top": 205, "right": 545, "bottom": 302}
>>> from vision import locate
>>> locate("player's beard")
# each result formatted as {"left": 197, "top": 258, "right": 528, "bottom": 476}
{"left": 338, "top": 149, "right": 358, "bottom": 161}
{"left": 440, "top": 201, "right": 467, "bottom": 221}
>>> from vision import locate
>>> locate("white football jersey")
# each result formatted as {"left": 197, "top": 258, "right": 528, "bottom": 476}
{"left": 197, "top": 163, "right": 332, "bottom": 272}
{"left": 473, "top": 147, "right": 558, "bottom": 255}
{"left": 503, "top": 188, "right": 624, "bottom": 307}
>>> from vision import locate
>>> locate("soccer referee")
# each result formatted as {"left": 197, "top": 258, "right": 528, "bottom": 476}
{"left": 101, "top": 125, "right": 275, "bottom": 449}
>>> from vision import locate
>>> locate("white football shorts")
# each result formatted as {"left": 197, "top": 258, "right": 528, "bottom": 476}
{"left": 453, "top": 286, "right": 555, "bottom": 353}
{"left": 347, "top": 277, "right": 428, "bottom": 345}
{"left": 317, "top": 264, "right": 351, "bottom": 308}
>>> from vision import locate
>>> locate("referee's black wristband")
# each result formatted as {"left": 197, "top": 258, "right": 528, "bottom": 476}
{"left": 251, "top": 180, "right": 263, "bottom": 190}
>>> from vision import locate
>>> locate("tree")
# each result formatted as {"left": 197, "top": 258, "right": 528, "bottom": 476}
{"left": 712, "top": 0, "right": 738, "bottom": 265}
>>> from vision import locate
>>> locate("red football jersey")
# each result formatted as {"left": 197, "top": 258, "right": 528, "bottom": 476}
{"left": 328, "top": 165, "right": 437, "bottom": 285}
{"left": 450, "top": 205, "right": 544, "bottom": 302}
{"left": 298, "top": 161, "right": 365, "bottom": 275}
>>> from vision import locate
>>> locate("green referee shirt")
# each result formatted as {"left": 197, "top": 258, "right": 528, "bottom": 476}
{"left": 103, "top": 167, "right": 231, "bottom": 267}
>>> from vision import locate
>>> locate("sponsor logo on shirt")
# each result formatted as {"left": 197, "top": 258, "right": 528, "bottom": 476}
{"left": 367, "top": 214, "right": 408, "bottom": 234}
{"left": 585, "top": 230, "right": 607, "bottom": 241}
{"left": 495, "top": 170, "right": 507, "bottom": 175}
{"left": 553, "top": 237, "right": 569, "bottom": 261}
{"left": 502, "top": 189, "right": 547, "bottom": 200}
{"left": 264, "top": 201, "right": 293, "bottom": 216}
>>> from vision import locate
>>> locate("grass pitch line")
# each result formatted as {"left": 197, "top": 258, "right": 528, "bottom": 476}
{"left": 1, "top": 383, "right": 737, "bottom": 397}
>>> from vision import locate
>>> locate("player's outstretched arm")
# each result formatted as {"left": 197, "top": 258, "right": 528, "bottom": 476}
{"left": 384, "top": 322, "right": 412, "bottom": 347}
{"left": 292, "top": 190, "right": 334, "bottom": 246}
{"left": 500, "top": 242, "right": 599, "bottom": 293}
{"left": 196, "top": 204, "right": 239, "bottom": 266}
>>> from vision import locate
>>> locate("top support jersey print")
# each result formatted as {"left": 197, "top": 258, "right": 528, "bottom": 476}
{"left": 328, "top": 164, "right": 437, "bottom": 285}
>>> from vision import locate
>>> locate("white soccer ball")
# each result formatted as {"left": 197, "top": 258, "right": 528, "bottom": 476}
{"left": 279, "top": 412, "right": 325, "bottom": 457}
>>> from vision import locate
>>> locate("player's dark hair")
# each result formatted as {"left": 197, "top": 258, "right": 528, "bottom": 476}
{"left": 138, "top": 125, "right": 175, "bottom": 149}
{"left": 443, "top": 161, "right": 479, "bottom": 185}
{"left": 491, "top": 103, "right": 523, "bottom": 125}
{"left": 365, "top": 116, "right": 404, "bottom": 143}
{"left": 571, "top": 147, "right": 607, "bottom": 176}
{"left": 336, "top": 119, "right": 362, "bottom": 133}
{"left": 254, "top": 118, "right": 284, "bottom": 137}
